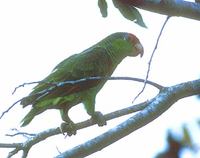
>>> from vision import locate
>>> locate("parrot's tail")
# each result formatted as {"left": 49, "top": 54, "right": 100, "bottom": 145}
{"left": 21, "top": 108, "right": 42, "bottom": 127}
{"left": 20, "top": 95, "right": 39, "bottom": 108}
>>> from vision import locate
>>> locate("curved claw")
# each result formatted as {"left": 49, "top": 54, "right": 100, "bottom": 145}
{"left": 92, "top": 111, "right": 107, "bottom": 126}
{"left": 60, "top": 122, "right": 77, "bottom": 136}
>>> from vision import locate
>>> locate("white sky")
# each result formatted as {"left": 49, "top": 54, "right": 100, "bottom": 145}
{"left": 0, "top": 0, "right": 200, "bottom": 158}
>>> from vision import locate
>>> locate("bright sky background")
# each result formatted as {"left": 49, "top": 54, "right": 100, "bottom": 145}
{"left": 0, "top": 1, "right": 200, "bottom": 158}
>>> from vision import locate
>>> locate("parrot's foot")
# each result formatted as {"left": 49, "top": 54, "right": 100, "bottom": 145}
{"left": 92, "top": 111, "right": 107, "bottom": 127}
{"left": 60, "top": 122, "right": 77, "bottom": 136}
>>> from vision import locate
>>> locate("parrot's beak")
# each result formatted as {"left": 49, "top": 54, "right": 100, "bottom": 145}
{"left": 135, "top": 43, "right": 144, "bottom": 57}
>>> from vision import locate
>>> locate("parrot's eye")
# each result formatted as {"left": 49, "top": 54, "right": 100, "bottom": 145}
{"left": 123, "top": 33, "right": 129, "bottom": 41}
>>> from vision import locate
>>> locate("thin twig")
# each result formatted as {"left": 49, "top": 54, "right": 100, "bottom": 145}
{"left": 6, "top": 133, "right": 36, "bottom": 138}
{"left": 1, "top": 77, "right": 163, "bottom": 120}
{"left": 12, "top": 81, "right": 57, "bottom": 95}
{"left": 0, "top": 99, "right": 23, "bottom": 119}
{"left": 12, "top": 76, "right": 163, "bottom": 94}
{"left": 132, "top": 16, "right": 170, "bottom": 103}
{"left": 6, "top": 128, "right": 36, "bottom": 138}
{"left": 59, "top": 76, "right": 164, "bottom": 90}
{"left": 0, "top": 143, "right": 22, "bottom": 148}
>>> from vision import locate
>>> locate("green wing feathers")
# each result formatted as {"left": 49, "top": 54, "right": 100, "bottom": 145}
{"left": 21, "top": 47, "right": 112, "bottom": 106}
{"left": 20, "top": 47, "right": 112, "bottom": 126}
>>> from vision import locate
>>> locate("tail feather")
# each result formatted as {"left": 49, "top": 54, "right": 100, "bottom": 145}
{"left": 21, "top": 108, "right": 41, "bottom": 127}
{"left": 21, "top": 95, "right": 39, "bottom": 108}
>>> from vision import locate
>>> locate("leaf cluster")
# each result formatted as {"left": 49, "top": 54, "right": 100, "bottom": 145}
{"left": 98, "top": 0, "right": 147, "bottom": 28}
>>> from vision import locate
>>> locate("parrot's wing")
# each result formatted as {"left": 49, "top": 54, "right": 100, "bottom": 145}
{"left": 21, "top": 46, "right": 112, "bottom": 106}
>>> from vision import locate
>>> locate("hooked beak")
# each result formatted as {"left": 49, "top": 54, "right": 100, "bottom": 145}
{"left": 135, "top": 43, "right": 144, "bottom": 57}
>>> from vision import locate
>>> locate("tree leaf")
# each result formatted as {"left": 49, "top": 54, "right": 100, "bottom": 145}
{"left": 112, "top": 0, "right": 147, "bottom": 28}
{"left": 98, "top": 0, "right": 108, "bottom": 17}
{"left": 182, "top": 125, "right": 193, "bottom": 147}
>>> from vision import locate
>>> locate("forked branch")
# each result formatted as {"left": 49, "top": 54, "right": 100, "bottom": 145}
{"left": 55, "top": 79, "right": 200, "bottom": 158}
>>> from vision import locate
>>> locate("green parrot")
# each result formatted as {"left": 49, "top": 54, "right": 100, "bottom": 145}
{"left": 20, "top": 32, "right": 144, "bottom": 135}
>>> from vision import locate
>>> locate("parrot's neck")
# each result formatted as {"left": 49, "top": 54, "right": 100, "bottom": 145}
{"left": 107, "top": 47, "right": 126, "bottom": 67}
{"left": 102, "top": 40, "right": 131, "bottom": 67}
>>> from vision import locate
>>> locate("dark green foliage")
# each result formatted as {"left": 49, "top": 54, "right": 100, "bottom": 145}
{"left": 97, "top": 0, "right": 147, "bottom": 28}
{"left": 112, "top": 0, "right": 147, "bottom": 28}
{"left": 155, "top": 125, "right": 197, "bottom": 158}
{"left": 98, "top": 0, "right": 108, "bottom": 17}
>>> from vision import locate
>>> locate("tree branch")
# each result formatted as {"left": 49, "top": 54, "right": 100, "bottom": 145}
{"left": 133, "top": 15, "right": 170, "bottom": 102}
{"left": 6, "top": 128, "right": 36, "bottom": 138}
{"left": 0, "top": 143, "right": 22, "bottom": 148}
{"left": 0, "top": 77, "right": 162, "bottom": 120}
{"left": 12, "top": 76, "right": 163, "bottom": 94}
{"left": 1, "top": 79, "right": 199, "bottom": 158}
{"left": 0, "top": 101, "right": 149, "bottom": 158}
{"left": 55, "top": 79, "right": 200, "bottom": 158}
{"left": 119, "top": 0, "right": 200, "bottom": 21}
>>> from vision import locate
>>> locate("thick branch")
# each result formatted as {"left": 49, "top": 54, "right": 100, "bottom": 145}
{"left": 120, "top": 0, "right": 200, "bottom": 21}
{"left": 0, "top": 101, "right": 148, "bottom": 158}
{"left": 1, "top": 79, "right": 199, "bottom": 158}
{"left": 55, "top": 79, "right": 200, "bottom": 158}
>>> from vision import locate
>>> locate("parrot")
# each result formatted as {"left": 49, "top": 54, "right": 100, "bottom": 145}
{"left": 20, "top": 32, "right": 144, "bottom": 136}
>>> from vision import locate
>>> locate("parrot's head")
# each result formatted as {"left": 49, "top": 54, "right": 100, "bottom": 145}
{"left": 124, "top": 33, "right": 144, "bottom": 58}
{"left": 102, "top": 32, "right": 144, "bottom": 60}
